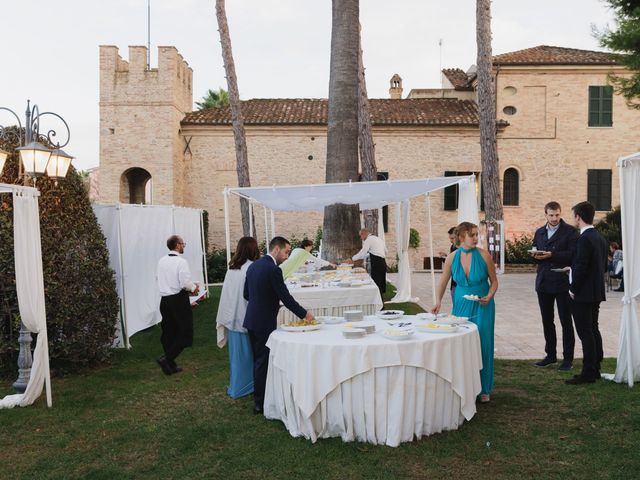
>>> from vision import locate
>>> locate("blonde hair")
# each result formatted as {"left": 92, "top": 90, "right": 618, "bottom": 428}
{"left": 455, "top": 221, "right": 478, "bottom": 244}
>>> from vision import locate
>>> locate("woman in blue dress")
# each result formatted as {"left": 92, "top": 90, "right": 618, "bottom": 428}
{"left": 431, "top": 222, "right": 498, "bottom": 403}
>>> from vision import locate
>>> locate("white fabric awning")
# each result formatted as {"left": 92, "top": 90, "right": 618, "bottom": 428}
{"left": 227, "top": 176, "right": 474, "bottom": 212}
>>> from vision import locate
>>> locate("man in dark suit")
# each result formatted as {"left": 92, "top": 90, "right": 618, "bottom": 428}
{"left": 243, "top": 236, "right": 315, "bottom": 414}
{"left": 566, "top": 201, "right": 608, "bottom": 385}
{"left": 530, "top": 201, "right": 579, "bottom": 371}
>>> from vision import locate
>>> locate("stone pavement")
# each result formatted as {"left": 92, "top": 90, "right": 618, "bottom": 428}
{"left": 387, "top": 272, "right": 624, "bottom": 360}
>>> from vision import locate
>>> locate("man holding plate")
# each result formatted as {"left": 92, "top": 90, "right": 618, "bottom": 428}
{"left": 530, "top": 201, "right": 579, "bottom": 371}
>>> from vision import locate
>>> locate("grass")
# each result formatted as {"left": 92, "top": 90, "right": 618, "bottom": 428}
{"left": 1, "top": 287, "right": 639, "bottom": 479}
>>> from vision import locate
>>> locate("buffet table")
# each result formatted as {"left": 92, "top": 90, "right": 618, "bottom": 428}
{"left": 264, "top": 316, "right": 483, "bottom": 447}
{"left": 276, "top": 281, "right": 383, "bottom": 326}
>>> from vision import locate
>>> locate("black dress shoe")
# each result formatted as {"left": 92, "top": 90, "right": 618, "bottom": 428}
{"left": 565, "top": 375, "right": 596, "bottom": 385}
{"left": 558, "top": 360, "right": 573, "bottom": 371}
{"left": 156, "top": 357, "right": 173, "bottom": 376}
{"left": 534, "top": 357, "right": 557, "bottom": 368}
{"left": 253, "top": 405, "right": 264, "bottom": 415}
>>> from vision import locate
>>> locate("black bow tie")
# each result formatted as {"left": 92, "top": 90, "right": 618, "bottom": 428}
{"left": 169, "top": 253, "right": 178, "bottom": 257}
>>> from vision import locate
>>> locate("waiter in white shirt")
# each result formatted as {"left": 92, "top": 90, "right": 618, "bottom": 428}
{"left": 344, "top": 228, "right": 387, "bottom": 297}
{"left": 156, "top": 235, "right": 200, "bottom": 375}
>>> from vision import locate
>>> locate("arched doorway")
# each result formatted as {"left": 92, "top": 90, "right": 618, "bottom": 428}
{"left": 120, "top": 167, "right": 152, "bottom": 204}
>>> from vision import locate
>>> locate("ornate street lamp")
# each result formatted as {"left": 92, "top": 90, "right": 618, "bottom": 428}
{"left": 0, "top": 100, "right": 74, "bottom": 393}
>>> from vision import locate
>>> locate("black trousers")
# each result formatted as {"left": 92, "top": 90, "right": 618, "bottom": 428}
{"left": 536, "top": 291, "right": 575, "bottom": 361}
{"left": 248, "top": 329, "right": 272, "bottom": 409}
{"left": 159, "top": 290, "right": 193, "bottom": 363}
{"left": 571, "top": 301, "right": 604, "bottom": 380}
{"left": 369, "top": 254, "right": 387, "bottom": 297}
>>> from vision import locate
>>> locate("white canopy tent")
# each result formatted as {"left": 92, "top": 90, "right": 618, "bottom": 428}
{"left": 223, "top": 176, "right": 479, "bottom": 304}
{"left": 605, "top": 152, "right": 640, "bottom": 386}
{"left": 92, "top": 204, "right": 208, "bottom": 348}
{"left": 0, "top": 183, "right": 52, "bottom": 409}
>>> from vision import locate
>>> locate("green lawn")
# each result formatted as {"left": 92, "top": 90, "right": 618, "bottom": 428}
{"left": 1, "top": 288, "right": 639, "bottom": 479}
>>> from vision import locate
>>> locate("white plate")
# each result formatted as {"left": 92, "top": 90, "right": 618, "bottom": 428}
{"left": 417, "top": 323, "right": 459, "bottom": 333}
{"left": 280, "top": 324, "right": 322, "bottom": 332}
{"left": 376, "top": 310, "right": 404, "bottom": 320}
{"left": 463, "top": 294, "right": 480, "bottom": 301}
{"left": 317, "top": 316, "right": 344, "bottom": 324}
{"left": 416, "top": 312, "right": 436, "bottom": 321}
{"left": 433, "top": 315, "right": 468, "bottom": 325}
{"left": 342, "top": 327, "right": 366, "bottom": 339}
{"left": 381, "top": 329, "right": 415, "bottom": 341}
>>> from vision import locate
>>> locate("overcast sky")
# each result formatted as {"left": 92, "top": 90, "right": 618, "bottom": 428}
{"left": 1, "top": 0, "right": 616, "bottom": 170}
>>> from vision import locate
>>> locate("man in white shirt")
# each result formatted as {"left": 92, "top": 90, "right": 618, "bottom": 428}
{"left": 345, "top": 228, "right": 387, "bottom": 297}
{"left": 156, "top": 235, "right": 200, "bottom": 375}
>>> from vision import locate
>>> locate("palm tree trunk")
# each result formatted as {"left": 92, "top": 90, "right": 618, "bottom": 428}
{"left": 358, "top": 23, "right": 378, "bottom": 235}
{"left": 322, "top": 0, "right": 362, "bottom": 263}
{"left": 216, "top": 0, "right": 252, "bottom": 236}
{"left": 476, "top": 0, "right": 503, "bottom": 222}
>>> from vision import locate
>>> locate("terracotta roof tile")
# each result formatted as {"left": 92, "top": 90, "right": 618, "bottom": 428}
{"left": 442, "top": 68, "right": 475, "bottom": 90}
{"left": 493, "top": 45, "right": 617, "bottom": 66}
{"left": 182, "top": 98, "right": 496, "bottom": 127}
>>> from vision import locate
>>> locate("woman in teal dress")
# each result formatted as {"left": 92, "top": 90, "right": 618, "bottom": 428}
{"left": 431, "top": 222, "right": 498, "bottom": 402}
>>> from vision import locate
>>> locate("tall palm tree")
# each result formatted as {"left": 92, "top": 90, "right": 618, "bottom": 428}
{"left": 322, "top": 0, "right": 362, "bottom": 263}
{"left": 215, "top": 0, "right": 252, "bottom": 236}
{"left": 358, "top": 23, "right": 378, "bottom": 234}
{"left": 195, "top": 87, "right": 229, "bottom": 110}
{"left": 476, "top": 0, "right": 503, "bottom": 222}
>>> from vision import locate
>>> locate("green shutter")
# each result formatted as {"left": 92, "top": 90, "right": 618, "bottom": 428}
{"left": 588, "top": 86, "right": 613, "bottom": 127}
{"left": 587, "top": 169, "right": 612, "bottom": 210}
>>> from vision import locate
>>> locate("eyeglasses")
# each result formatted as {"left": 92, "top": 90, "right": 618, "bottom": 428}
{"left": 179, "top": 242, "right": 186, "bottom": 246}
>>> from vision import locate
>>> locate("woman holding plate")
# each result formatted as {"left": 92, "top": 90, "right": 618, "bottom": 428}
{"left": 431, "top": 222, "right": 498, "bottom": 403}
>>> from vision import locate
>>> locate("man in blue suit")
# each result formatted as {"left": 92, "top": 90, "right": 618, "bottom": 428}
{"left": 566, "top": 201, "right": 608, "bottom": 385}
{"left": 530, "top": 201, "right": 579, "bottom": 371}
{"left": 243, "top": 236, "right": 314, "bottom": 414}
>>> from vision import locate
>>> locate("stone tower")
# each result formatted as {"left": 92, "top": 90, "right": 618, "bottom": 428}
{"left": 98, "top": 45, "right": 193, "bottom": 205}
{"left": 389, "top": 74, "right": 403, "bottom": 99}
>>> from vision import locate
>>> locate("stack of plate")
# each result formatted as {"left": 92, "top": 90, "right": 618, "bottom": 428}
{"left": 337, "top": 281, "right": 352, "bottom": 288}
{"left": 342, "top": 327, "right": 366, "bottom": 339}
{"left": 345, "top": 321, "right": 375, "bottom": 334}
{"left": 344, "top": 310, "right": 363, "bottom": 321}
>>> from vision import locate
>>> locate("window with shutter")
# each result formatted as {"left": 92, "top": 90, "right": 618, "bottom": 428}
{"left": 588, "top": 86, "right": 613, "bottom": 127}
{"left": 503, "top": 168, "right": 519, "bottom": 206}
{"left": 587, "top": 169, "right": 612, "bottom": 211}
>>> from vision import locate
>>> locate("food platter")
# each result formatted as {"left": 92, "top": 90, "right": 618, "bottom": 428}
{"left": 317, "top": 316, "right": 345, "bottom": 325}
{"left": 376, "top": 310, "right": 404, "bottom": 320}
{"left": 280, "top": 323, "right": 322, "bottom": 332}
{"left": 417, "top": 323, "right": 459, "bottom": 333}
{"left": 462, "top": 294, "right": 480, "bottom": 301}
{"left": 381, "top": 328, "right": 415, "bottom": 341}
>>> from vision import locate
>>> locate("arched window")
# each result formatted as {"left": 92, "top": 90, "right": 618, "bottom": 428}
{"left": 120, "top": 167, "right": 152, "bottom": 204}
{"left": 503, "top": 168, "right": 519, "bottom": 206}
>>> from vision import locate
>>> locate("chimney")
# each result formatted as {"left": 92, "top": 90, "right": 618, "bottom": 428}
{"left": 389, "top": 74, "right": 403, "bottom": 99}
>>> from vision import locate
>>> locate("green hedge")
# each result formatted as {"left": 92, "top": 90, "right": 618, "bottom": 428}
{"left": 505, "top": 234, "right": 535, "bottom": 264}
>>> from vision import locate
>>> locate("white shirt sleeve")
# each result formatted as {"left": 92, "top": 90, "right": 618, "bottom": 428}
{"left": 352, "top": 237, "right": 371, "bottom": 261}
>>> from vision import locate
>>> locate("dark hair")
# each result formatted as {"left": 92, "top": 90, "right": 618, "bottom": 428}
{"left": 269, "top": 236, "right": 290, "bottom": 251}
{"left": 610, "top": 241, "right": 620, "bottom": 250}
{"left": 455, "top": 222, "right": 478, "bottom": 243}
{"left": 167, "top": 235, "right": 181, "bottom": 250}
{"left": 447, "top": 226, "right": 456, "bottom": 235}
{"left": 572, "top": 201, "right": 595, "bottom": 225}
{"left": 545, "top": 201, "right": 561, "bottom": 213}
{"left": 229, "top": 237, "right": 260, "bottom": 269}
{"left": 300, "top": 239, "right": 314, "bottom": 249}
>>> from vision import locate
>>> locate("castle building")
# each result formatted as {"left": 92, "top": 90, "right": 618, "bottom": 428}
{"left": 98, "top": 45, "right": 638, "bottom": 268}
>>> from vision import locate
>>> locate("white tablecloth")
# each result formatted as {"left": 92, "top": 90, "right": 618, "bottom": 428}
{"left": 277, "top": 282, "right": 383, "bottom": 325}
{"left": 264, "top": 316, "right": 483, "bottom": 447}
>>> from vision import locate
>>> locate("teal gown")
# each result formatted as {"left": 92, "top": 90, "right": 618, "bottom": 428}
{"left": 451, "top": 247, "right": 495, "bottom": 395}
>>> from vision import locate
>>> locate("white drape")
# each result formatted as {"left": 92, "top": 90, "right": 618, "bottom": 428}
{"left": 457, "top": 177, "right": 480, "bottom": 225}
{"left": 173, "top": 207, "right": 205, "bottom": 288}
{"left": 0, "top": 187, "right": 51, "bottom": 409}
{"left": 610, "top": 153, "right": 640, "bottom": 386}
{"left": 388, "top": 201, "right": 417, "bottom": 303}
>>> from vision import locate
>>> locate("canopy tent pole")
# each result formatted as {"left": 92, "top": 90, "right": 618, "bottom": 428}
{"left": 224, "top": 188, "right": 231, "bottom": 266}
{"left": 263, "top": 206, "right": 269, "bottom": 245}
{"left": 248, "top": 201, "right": 254, "bottom": 237}
{"left": 426, "top": 193, "right": 436, "bottom": 305}
{"left": 270, "top": 209, "right": 276, "bottom": 238}
{"left": 116, "top": 203, "right": 130, "bottom": 349}
{"left": 200, "top": 209, "right": 209, "bottom": 292}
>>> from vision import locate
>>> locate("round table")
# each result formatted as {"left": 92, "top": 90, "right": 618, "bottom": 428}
{"left": 264, "top": 315, "right": 483, "bottom": 447}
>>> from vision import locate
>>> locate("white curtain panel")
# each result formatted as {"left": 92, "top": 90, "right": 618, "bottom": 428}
{"left": 457, "top": 177, "right": 480, "bottom": 226}
{"left": 173, "top": 207, "right": 205, "bottom": 288}
{"left": 388, "top": 201, "right": 417, "bottom": 303}
{"left": 0, "top": 187, "right": 51, "bottom": 409}
{"left": 611, "top": 154, "right": 640, "bottom": 386}
{"left": 119, "top": 205, "right": 174, "bottom": 337}
{"left": 92, "top": 205, "right": 126, "bottom": 347}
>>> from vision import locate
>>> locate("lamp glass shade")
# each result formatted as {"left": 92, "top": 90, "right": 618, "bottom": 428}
{"left": 0, "top": 148, "right": 8, "bottom": 175}
{"left": 17, "top": 141, "right": 52, "bottom": 176}
{"left": 46, "top": 148, "right": 74, "bottom": 178}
